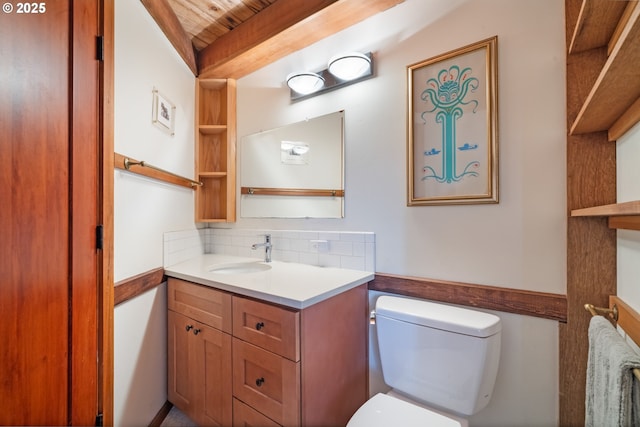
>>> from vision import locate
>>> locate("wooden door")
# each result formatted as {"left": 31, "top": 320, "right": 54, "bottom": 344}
{"left": 0, "top": 1, "right": 108, "bottom": 424}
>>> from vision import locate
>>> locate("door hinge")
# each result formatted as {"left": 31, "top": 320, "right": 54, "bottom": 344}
{"left": 95, "top": 413, "right": 103, "bottom": 426}
{"left": 96, "top": 36, "right": 104, "bottom": 61}
{"left": 96, "top": 224, "right": 104, "bottom": 250}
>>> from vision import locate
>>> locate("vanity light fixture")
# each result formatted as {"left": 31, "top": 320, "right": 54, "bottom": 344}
{"left": 286, "top": 72, "right": 325, "bottom": 95}
{"left": 287, "top": 52, "right": 374, "bottom": 101}
{"left": 327, "top": 52, "right": 372, "bottom": 81}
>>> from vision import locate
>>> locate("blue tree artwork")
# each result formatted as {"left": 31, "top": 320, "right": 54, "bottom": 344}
{"left": 409, "top": 37, "right": 498, "bottom": 205}
{"left": 420, "top": 65, "right": 480, "bottom": 183}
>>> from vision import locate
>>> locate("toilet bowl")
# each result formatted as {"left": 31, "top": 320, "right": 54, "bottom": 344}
{"left": 347, "top": 296, "right": 501, "bottom": 427}
{"left": 348, "top": 392, "right": 467, "bottom": 427}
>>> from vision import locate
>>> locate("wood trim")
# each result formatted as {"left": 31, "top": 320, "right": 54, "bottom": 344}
{"left": 149, "top": 401, "right": 173, "bottom": 427}
{"left": 609, "top": 215, "right": 640, "bottom": 230}
{"left": 610, "top": 296, "right": 640, "bottom": 347}
{"left": 140, "top": 0, "right": 197, "bottom": 75}
{"left": 114, "top": 268, "right": 166, "bottom": 306}
{"left": 369, "top": 273, "right": 567, "bottom": 322}
{"left": 99, "top": 0, "right": 115, "bottom": 424}
{"left": 71, "top": 1, "right": 102, "bottom": 422}
{"left": 609, "top": 95, "right": 640, "bottom": 141}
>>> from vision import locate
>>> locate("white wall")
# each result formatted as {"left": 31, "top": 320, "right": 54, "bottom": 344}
{"left": 113, "top": 0, "right": 197, "bottom": 425}
{"left": 234, "top": 1, "right": 566, "bottom": 425}
{"left": 617, "top": 122, "right": 640, "bottom": 317}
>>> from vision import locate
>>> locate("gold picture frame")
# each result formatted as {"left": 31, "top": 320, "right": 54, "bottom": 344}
{"left": 407, "top": 36, "right": 498, "bottom": 205}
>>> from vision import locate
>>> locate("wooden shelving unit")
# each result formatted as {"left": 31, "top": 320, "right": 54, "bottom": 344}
{"left": 568, "top": 0, "right": 640, "bottom": 232}
{"left": 562, "top": 1, "right": 639, "bottom": 424}
{"left": 569, "top": 1, "right": 640, "bottom": 141}
{"left": 195, "top": 78, "right": 236, "bottom": 222}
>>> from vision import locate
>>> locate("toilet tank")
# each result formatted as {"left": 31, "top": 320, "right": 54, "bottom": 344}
{"left": 375, "top": 296, "right": 501, "bottom": 416}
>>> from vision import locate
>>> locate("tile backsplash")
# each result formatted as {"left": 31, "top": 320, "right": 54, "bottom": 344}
{"left": 164, "top": 228, "right": 375, "bottom": 272}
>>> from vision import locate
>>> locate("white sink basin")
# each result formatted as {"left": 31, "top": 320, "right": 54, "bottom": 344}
{"left": 209, "top": 262, "right": 272, "bottom": 274}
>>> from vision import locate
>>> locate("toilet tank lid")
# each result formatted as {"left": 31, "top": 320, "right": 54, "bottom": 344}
{"left": 375, "top": 296, "right": 501, "bottom": 337}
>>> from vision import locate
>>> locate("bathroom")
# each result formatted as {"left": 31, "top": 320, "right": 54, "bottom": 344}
{"left": 113, "top": 0, "right": 640, "bottom": 426}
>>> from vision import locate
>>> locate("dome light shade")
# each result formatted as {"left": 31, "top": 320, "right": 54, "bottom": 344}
{"left": 328, "top": 52, "right": 372, "bottom": 81}
{"left": 286, "top": 72, "right": 324, "bottom": 95}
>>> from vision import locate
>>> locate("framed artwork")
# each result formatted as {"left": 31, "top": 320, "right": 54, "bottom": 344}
{"left": 152, "top": 88, "right": 175, "bottom": 135}
{"left": 407, "top": 36, "right": 498, "bottom": 205}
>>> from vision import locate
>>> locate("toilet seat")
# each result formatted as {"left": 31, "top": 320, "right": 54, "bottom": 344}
{"left": 347, "top": 393, "right": 463, "bottom": 427}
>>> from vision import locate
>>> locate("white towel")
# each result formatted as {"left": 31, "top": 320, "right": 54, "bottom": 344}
{"left": 585, "top": 316, "right": 640, "bottom": 427}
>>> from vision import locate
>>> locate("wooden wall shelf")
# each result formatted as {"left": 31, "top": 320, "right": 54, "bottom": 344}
{"left": 571, "top": 200, "right": 640, "bottom": 231}
{"left": 570, "top": 1, "right": 640, "bottom": 140}
{"left": 571, "top": 200, "right": 640, "bottom": 217}
{"left": 569, "top": 0, "right": 629, "bottom": 54}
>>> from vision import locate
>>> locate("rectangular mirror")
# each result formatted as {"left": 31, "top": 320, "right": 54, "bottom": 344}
{"left": 240, "top": 111, "right": 345, "bottom": 218}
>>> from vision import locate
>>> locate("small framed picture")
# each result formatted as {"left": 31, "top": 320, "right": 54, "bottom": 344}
{"left": 152, "top": 88, "right": 175, "bottom": 135}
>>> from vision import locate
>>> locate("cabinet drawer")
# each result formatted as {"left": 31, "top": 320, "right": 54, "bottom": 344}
{"left": 233, "top": 398, "right": 281, "bottom": 427}
{"left": 232, "top": 339, "right": 300, "bottom": 426}
{"left": 168, "top": 278, "right": 232, "bottom": 333}
{"left": 233, "top": 296, "right": 300, "bottom": 361}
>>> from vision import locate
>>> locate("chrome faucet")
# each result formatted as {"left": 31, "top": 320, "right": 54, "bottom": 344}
{"left": 251, "top": 234, "right": 272, "bottom": 263}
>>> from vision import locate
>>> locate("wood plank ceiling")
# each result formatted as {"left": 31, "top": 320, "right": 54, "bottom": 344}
{"left": 141, "top": 0, "right": 405, "bottom": 78}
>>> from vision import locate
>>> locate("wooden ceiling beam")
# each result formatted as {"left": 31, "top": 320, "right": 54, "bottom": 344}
{"left": 198, "top": 0, "right": 336, "bottom": 78}
{"left": 140, "top": 0, "right": 198, "bottom": 75}
{"left": 198, "top": 0, "right": 405, "bottom": 79}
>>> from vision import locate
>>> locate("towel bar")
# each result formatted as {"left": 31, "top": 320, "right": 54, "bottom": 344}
{"left": 584, "top": 303, "right": 618, "bottom": 321}
{"left": 585, "top": 303, "right": 640, "bottom": 381}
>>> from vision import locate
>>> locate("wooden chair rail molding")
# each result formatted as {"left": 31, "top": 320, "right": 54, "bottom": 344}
{"left": 370, "top": 273, "right": 567, "bottom": 322}
{"left": 114, "top": 268, "right": 166, "bottom": 306}
{"left": 114, "top": 268, "right": 567, "bottom": 321}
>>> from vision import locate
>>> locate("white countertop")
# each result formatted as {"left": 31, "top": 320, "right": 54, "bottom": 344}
{"left": 164, "top": 254, "right": 374, "bottom": 309}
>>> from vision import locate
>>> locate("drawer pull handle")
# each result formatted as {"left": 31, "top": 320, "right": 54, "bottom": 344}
{"left": 193, "top": 328, "right": 201, "bottom": 335}
{"left": 185, "top": 325, "right": 193, "bottom": 332}
{"left": 256, "top": 377, "right": 265, "bottom": 387}
{"left": 256, "top": 322, "right": 265, "bottom": 331}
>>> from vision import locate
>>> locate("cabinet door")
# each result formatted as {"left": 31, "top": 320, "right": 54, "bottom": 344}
{"left": 168, "top": 310, "right": 233, "bottom": 427}
{"left": 168, "top": 311, "right": 197, "bottom": 416}
{"left": 197, "top": 322, "right": 232, "bottom": 427}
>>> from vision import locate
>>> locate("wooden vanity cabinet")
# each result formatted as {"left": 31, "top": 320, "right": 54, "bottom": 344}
{"left": 232, "top": 284, "right": 369, "bottom": 427}
{"left": 168, "top": 278, "right": 369, "bottom": 427}
{"left": 167, "top": 278, "right": 233, "bottom": 426}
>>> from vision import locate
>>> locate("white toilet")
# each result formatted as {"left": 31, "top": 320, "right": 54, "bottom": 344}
{"left": 348, "top": 295, "right": 502, "bottom": 427}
